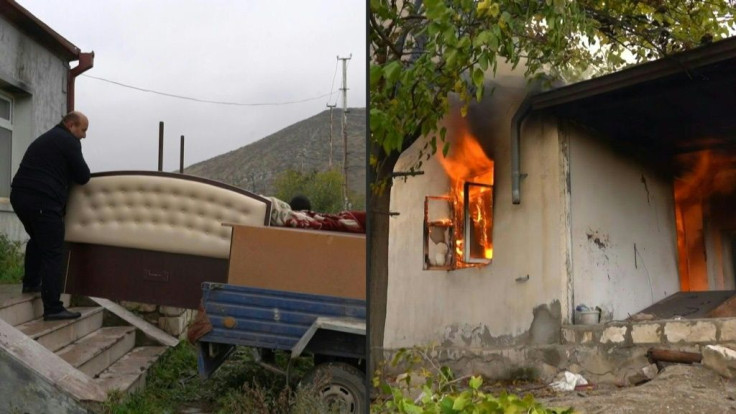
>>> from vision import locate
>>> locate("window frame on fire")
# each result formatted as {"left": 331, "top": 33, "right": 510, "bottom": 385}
{"left": 423, "top": 178, "right": 495, "bottom": 271}
{"left": 462, "top": 180, "right": 494, "bottom": 265}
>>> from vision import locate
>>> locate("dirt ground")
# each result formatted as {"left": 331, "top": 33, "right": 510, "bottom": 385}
{"left": 527, "top": 364, "right": 736, "bottom": 414}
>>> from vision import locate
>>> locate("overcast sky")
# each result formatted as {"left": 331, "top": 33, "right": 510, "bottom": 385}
{"left": 17, "top": 0, "right": 366, "bottom": 172}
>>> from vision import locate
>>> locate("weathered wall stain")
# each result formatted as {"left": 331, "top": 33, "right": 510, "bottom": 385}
{"left": 641, "top": 174, "right": 651, "bottom": 205}
{"left": 529, "top": 300, "right": 562, "bottom": 345}
{"left": 441, "top": 300, "right": 562, "bottom": 348}
{"left": 442, "top": 324, "right": 516, "bottom": 348}
{"left": 586, "top": 228, "right": 610, "bottom": 250}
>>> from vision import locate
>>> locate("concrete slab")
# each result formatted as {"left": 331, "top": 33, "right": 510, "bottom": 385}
{"left": 16, "top": 307, "right": 103, "bottom": 352}
{"left": 56, "top": 326, "right": 136, "bottom": 377}
{"left": 636, "top": 291, "right": 736, "bottom": 319}
{"left": 0, "top": 294, "right": 42, "bottom": 327}
{"left": 96, "top": 346, "right": 167, "bottom": 394}
{"left": 0, "top": 316, "right": 108, "bottom": 402}
{"left": 0, "top": 284, "right": 23, "bottom": 303}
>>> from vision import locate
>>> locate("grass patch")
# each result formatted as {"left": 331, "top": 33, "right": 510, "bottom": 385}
{"left": 0, "top": 233, "right": 24, "bottom": 284}
{"left": 102, "top": 342, "right": 334, "bottom": 414}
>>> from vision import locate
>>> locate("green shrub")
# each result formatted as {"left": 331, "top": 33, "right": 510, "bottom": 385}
{"left": 0, "top": 233, "right": 24, "bottom": 284}
{"left": 102, "top": 344, "right": 331, "bottom": 414}
{"left": 372, "top": 346, "right": 574, "bottom": 414}
{"left": 217, "top": 378, "right": 338, "bottom": 414}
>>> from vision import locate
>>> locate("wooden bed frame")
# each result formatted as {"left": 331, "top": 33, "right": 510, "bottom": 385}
{"left": 63, "top": 171, "right": 271, "bottom": 309}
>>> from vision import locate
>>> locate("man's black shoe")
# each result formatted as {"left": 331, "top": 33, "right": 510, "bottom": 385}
{"left": 43, "top": 309, "right": 82, "bottom": 321}
{"left": 21, "top": 285, "right": 42, "bottom": 293}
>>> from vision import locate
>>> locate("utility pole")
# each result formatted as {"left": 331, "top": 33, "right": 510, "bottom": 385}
{"left": 179, "top": 135, "right": 185, "bottom": 174}
{"left": 338, "top": 54, "right": 351, "bottom": 210}
{"left": 158, "top": 121, "right": 164, "bottom": 172}
{"left": 326, "top": 103, "right": 336, "bottom": 169}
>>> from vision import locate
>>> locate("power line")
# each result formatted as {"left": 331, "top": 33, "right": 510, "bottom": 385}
{"left": 81, "top": 74, "right": 339, "bottom": 106}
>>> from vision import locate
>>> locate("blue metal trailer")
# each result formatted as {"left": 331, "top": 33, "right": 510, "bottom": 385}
{"left": 196, "top": 282, "right": 367, "bottom": 413}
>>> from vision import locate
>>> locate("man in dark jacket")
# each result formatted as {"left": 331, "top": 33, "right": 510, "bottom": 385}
{"left": 10, "top": 111, "right": 91, "bottom": 321}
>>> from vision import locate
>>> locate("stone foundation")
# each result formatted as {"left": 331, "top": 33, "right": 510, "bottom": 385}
{"left": 120, "top": 301, "right": 196, "bottom": 338}
{"left": 381, "top": 317, "right": 736, "bottom": 387}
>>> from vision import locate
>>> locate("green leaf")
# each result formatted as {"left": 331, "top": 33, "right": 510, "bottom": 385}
{"left": 478, "top": 51, "right": 489, "bottom": 71}
{"left": 442, "top": 141, "right": 450, "bottom": 157}
{"left": 469, "top": 376, "right": 483, "bottom": 390}
{"left": 452, "top": 393, "right": 469, "bottom": 410}
{"left": 489, "top": 2, "right": 500, "bottom": 18}
{"left": 472, "top": 67, "right": 485, "bottom": 90}
{"left": 370, "top": 64, "right": 384, "bottom": 86}
{"left": 445, "top": 48, "right": 458, "bottom": 68}
{"left": 440, "top": 396, "right": 456, "bottom": 414}
{"left": 383, "top": 61, "right": 402, "bottom": 83}
{"left": 402, "top": 402, "right": 424, "bottom": 414}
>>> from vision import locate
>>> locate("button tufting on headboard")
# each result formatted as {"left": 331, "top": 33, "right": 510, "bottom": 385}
{"left": 65, "top": 173, "right": 271, "bottom": 259}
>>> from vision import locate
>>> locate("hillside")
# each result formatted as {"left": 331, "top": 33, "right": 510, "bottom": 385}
{"left": 184, "top": 108, "right": 365, "bottom": 198}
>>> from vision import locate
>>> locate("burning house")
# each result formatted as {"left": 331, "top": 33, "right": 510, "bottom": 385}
{"left": 382, "top": 37, "right": 736, "bottom": 380}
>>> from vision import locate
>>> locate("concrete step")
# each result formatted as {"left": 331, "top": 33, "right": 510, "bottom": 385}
{"left": 15, "top": 307, "right": 104, "bottom": 352}
{"left": 56, "top": 326, "right": 136, "bottom": 378}
{"left": 0, "top": 291, "right": 70, "bottom": 327}
{"left": 95, "top": 346, "right": 168, "bottom": 394}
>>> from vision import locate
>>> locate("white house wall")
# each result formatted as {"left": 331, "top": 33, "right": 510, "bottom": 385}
{"left": 384, "top": 83, "right": 568, "bottom": 350}
{"left": 567, "top": 125, "right": 679, "bottom": 320}
{"left": 0, "top": 15, "right": 70, "bottom": 240}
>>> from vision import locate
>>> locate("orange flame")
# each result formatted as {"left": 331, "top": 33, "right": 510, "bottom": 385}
{"left": 675, "top": 150, "right": 736, "bottom": 204}
{"left": 674, "top": 149, "right": 736, "bottom": 291}
{"left": 437, "top": 118, "right": 494, "bottom": 267}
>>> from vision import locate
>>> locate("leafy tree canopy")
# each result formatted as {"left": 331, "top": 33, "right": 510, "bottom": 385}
{"left": 273, "top": 169, "right": 365, "bottom": 213}
{"left": 369, "top": 0, "right": 736, "bottom": 188}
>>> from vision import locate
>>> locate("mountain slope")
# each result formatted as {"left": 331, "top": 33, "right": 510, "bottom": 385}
{"left": 184, "top": 108, "right": 366, "bottom": 197}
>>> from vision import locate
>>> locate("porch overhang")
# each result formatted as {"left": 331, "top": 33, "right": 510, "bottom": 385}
{"left": 512, "top": 36, "right": 736, "bottom": 203}
{"left": 534, "top": 36, "right": 736, "bottom": 153}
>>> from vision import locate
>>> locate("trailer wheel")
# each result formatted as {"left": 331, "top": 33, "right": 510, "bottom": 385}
{"left": 302, "top": 362, "right": 366, "bottom": 414}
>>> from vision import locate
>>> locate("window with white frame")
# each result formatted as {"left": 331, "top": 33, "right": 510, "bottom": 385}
{"left": 0, "top": 93, "right": 12, "bottom": 198}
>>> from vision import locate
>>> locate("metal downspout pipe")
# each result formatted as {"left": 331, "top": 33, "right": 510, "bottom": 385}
{"left": 511, "top": 96, "right": 533, "bottom": 204}
{"left": 67, "top": 52, "right": 95, "bottom": 112}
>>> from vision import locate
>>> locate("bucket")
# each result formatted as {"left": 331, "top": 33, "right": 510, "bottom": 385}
{"left": 576, "top": 310, "right": 600, "bottom": 325}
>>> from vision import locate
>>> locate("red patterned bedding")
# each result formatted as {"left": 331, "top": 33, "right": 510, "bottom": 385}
{"left": 265, "top": 197, "right": 366, "bottom": 233}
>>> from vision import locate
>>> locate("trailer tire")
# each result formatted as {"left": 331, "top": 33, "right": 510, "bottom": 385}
{"left": 302, "top": 362, "right": 366, "bottom": 414}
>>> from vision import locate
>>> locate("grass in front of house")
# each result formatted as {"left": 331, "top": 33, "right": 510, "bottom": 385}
{"left": 102, "top": 342, "right": 334, "bottom": 414}
{"left": 0, "top": 234, "right": 24, "bottom": 284}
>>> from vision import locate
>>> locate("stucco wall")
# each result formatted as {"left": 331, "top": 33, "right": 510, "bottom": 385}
{"left": 0, "top": 347, "right": 88, "bottom": 414}
{"left": 0, "top": 15, "right": 70, "bottom": 240}
{"left": 567, "top": 124, "right": 679, "bottom": 320}
{"left": 384, "top": 79, "right": 568, "bottom": 350}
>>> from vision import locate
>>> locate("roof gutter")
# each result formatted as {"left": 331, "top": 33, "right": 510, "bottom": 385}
{"left": 510, "top": 96, "right": 532, "bottom": 204}
{"left": 67, "top": 51, "right": 94, "bottom": 112}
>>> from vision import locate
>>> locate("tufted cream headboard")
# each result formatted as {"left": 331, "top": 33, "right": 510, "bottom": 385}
{"left": 65, "top": 171, "right": 271, "bottom": 259}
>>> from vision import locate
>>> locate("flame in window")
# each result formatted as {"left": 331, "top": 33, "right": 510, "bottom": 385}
{"left": 437, "top": 119, "right": 494, "bottom": 267}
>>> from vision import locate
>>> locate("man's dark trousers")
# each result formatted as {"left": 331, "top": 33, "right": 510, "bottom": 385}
{"left": 10, "top": 194, "right": 66, "bottom": 315}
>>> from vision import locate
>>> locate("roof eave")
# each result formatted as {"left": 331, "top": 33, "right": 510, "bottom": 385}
{"left": 529, "top": 37, "right": 736, "bottom": 111}
{"left": 0, "top": 0, "right": 80, "bottom": 61}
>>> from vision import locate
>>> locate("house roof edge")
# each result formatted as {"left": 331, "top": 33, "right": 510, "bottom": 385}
{"left": 529, "top": 37, "right": 736, "bottom": 111}
{"left": 0, "top": 0, "right": 80, "bottom": 61}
